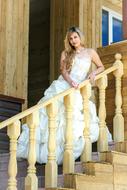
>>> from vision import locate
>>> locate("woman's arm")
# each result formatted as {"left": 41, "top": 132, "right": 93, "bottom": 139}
{"left": 88, "top": 49, "right": 104, "bottom": 81}
{"left": 60, "top": 51, "right": 78, "bottom": 88}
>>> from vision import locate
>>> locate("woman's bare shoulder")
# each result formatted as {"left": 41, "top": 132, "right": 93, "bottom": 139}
{"left": 85, "top": 48, "right": 95, "bottom": 58}
{"left": 86, "top": 48, "right": 96, "bottom": 54}
{"left": 86, "top": 48, "right": 99, "bottom": 58}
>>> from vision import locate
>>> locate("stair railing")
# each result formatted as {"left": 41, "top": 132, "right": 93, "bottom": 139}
{"left": 0, "top": 53, "right": 124, "bottom": 190}
{"left": 95, "top": 53, "right": 124, "bottom": 152}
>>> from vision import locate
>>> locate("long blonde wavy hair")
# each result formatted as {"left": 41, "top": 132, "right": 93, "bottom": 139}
{"left": 64, "top": 26, "right": 85, "bottom": 72}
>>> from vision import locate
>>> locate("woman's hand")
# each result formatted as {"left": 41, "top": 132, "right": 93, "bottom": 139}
{"left": 71, "top": 81, "right": 79, "bottom": 89}
{"left": 87, "top": 71, "right": 96, "bottom": 84}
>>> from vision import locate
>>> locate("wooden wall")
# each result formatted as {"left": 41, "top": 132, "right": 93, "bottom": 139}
{"left": 0, "top": 0, "right": 29, "bottom": 109}
{"left": 50, "top": 0, "right": 122, "bottom": 80}
{"left": 0, "top": 0, "right": 123, "bottom": 109}
{"left": 50, "top": 0, "right": 103, "bottom": 81}
{"left": 79, "top": 0, "right": 102, "bottom": 49}
{"left": 102, "top": 0, "right": 122, "bottom": 14}
{"left": 28, "top": 0, "right": 50, "bottom": 107}
{"left": 50, "top": 0, "right": 79, "bottom": 81}
{"left": 97, "top": 40, "right": 127, "bottom": 139}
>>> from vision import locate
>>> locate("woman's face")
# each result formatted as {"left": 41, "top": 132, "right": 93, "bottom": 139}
{"left": 68, "top": 32, "right": 81, "bottom": 49}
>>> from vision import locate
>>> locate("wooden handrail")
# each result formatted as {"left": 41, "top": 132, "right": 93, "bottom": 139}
{"left": 0, "top": 64, "right": 118, "bottom": 130}
{"left": 95, "top": 65, "right": 118, "bottom": 80}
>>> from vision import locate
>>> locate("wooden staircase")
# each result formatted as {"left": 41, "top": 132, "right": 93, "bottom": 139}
{"left": 38, "top": 144, "right": 127, "bottom": 190}
{"left": 64, "top": 150, "right": 127, "bottom": 190}
{"left": 1, "top": 142, "right": 127, "bottom": 190}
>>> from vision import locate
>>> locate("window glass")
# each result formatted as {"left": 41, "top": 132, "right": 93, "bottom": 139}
{"left": 113, "top": 17, "right": 123, "bottom": 42}
{"left": 102, "top": 10, "right": 109, "bottom": 46}
{"left": 102, "top": 8, "right": 123, "bottom": 46}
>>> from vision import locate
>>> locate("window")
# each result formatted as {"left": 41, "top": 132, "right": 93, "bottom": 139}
{"left": 102, "top": 8, "right": 123, "bottom": 46}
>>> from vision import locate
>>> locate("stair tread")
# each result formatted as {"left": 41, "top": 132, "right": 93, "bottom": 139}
{"left": 38, "top": 188, "right": 75, "bottom": 190}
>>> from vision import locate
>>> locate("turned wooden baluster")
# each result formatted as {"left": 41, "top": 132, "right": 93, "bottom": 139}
{"left": 63, "top": 93, "right": 74, "bottom": 174}
{"left": 81, "top": 82, "right": 92, "bottom": 162}
{"left": 113, "top": 53, "right": 124, "bottom": 142}
{"left": 45, "top": 102, "right": 57, "bottom": 188}
{"left": 25, "top": 111, "right": 39, "bottom": 190}
{"left": 96, "top": 75, "right": 108, "bottom": 152}
{"left": 7, "top": 120, "right": 20, "bottom": 190}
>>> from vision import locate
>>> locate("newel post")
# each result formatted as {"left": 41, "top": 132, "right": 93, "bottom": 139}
{"left": 113, "top": 53, "right": 124, "bottom": 142}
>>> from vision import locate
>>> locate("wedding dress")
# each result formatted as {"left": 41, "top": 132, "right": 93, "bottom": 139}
{"left": 17, "top": 49, "right": 110, "bottom": 164}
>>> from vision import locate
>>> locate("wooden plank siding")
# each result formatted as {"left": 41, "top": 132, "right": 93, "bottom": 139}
{"left": 97, "top": 40, "right": 127, "bottom": 139}
{"left": 102, "top": 0, "right": 122, "bottom": 14}
{"left": 0, "top": 0, "right": 29, "bottom": 109}
{"left": 50, "top": 0, "right": 79, "bottom": 82}
{"left": 79, "top": 0, "right": 102, "bottom": 49}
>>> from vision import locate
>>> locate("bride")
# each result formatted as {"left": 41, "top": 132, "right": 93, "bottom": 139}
{"left": 17, "top": 26, "right": 109, "bottom": 164}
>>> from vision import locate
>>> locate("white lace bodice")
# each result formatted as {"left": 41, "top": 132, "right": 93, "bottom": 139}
{"left": 70, "top": 50, "right": 92, "bottom": 83}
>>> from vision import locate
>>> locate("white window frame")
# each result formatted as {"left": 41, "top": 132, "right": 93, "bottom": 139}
{"left": 102, "top": 6, "right": 122, "bottom": 44}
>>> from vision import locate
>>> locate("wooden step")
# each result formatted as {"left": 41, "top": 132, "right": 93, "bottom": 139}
{"left": 64, "top": 151, "right": 127, "bottom": 190}
{"left": 83, "top": 161, "right": 113, "bottom": 178}
{"left": 100, "top": 150, "right": 127, "bottom": 165}
{"left": 64, "top": 173, "right": 113, "bottom": 190}
{"left": 100, "top": 151, "right": 127, "bottom": 188}
{"left": 38, "top": 188, "right": 75, "bottom": 190}
{"left": 115, "top": 141, "right": 127, "bottom": 153}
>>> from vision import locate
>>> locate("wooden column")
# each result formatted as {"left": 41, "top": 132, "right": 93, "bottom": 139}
{"left": 123, "top": 0, "right": 127, "bottom": 39}
{"left": 0, "top": 0, "right": 29, "bottom": 109}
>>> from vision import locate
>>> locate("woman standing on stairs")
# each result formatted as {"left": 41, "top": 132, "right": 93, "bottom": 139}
{"left": 17, "top": 26, "right": 111, "bottom": 164}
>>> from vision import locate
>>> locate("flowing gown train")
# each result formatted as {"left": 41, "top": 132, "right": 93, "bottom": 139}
{"left": 17, "top": 49, "right": 111, "bottom": 164}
